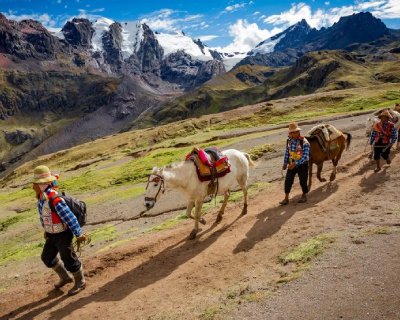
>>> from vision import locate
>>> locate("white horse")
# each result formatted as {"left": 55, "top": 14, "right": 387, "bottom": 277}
{"left": 144, "top": 149, "right": 254, "bottom": 239}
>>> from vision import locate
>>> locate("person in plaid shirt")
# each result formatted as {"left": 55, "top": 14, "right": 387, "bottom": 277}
{"left": 369, "top": 110, "right": 398, "bottom": 173}
{"left": 33, "top": 165, "right": 86, "bottom": 295}
{"left": 279, "top": 122, "right": 310, "bottom": 205}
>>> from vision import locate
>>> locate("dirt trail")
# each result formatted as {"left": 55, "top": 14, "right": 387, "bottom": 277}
{"left": 1, "top": 114, "right": 400, "bottom": 320}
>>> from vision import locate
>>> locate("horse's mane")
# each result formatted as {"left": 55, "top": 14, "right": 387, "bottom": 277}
{"left": 165, "top": 160, "right": 186, "bottom": 169}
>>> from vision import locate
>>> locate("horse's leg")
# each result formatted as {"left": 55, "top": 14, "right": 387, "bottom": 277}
{"left": 308, "top": 162, "right": 313, "bottom": 191}
{"left": 237, "top": 175, "right": 248, "bottom": 215}
{"left": 186, "top": 200, "right": 206, "bottom": 225}
{"left": 330, "top": 144, "right": 345, "bottom": 181}
{"left": 216, "top": 191, "right": 230, "bottom": 224}
{"left": 317, "top": 163, "right": 326, "bottom": 182}
{"left": 185, "top": 200, "right": 194, "bottom": 219}
{"left": 189, "top": 200, "right": 203, "bottom": 240}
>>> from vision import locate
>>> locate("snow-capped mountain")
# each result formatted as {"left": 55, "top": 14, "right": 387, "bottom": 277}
{"left": 55, "top": 17, "right": 244, "bottom": 71}
{"left": 236, "top": 12, "right": 394, "bottom": 68}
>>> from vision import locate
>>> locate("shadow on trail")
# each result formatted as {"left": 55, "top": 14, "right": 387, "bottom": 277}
{"left": 46, "top": 214, "right": 244, "bottom": 319}
{"left": 233, "top": 182, "right": 339, "bottom": 254}
{"left": 4, "top": 289, "right": 68, "bottom": 320}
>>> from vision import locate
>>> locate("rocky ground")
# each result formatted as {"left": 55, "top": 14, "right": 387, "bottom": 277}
{"left": 1, "top": 113, "right": 400, "bottom": 320}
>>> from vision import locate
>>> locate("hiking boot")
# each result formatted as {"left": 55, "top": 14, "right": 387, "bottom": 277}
{"left": 386, "top": 159, "right": 392, "bottom": 165}
{"left": 68, "top": 266, "right": 86, "bottom": 296}
{"left": 374, "top": 167, "right": 381, "bottom": 173}
{"left": 279, "top": 199, "right": 289, "bottom": 205}
{"left": 298, "top": 194, "right": 307, "bottom": 203}
{"left": 53, "top": 262, "right": 73, "bottom": 289}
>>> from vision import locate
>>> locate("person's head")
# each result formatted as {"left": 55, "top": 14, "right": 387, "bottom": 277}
{"left": 394, "top": 103, "right": 400, "bottom": 113}
{"left": 288, "top": 122, "right": 301, "bottom": 139}
{"left": 32, "top": 165, "right": 57, "bottom": 197}
{"left": 378, "top": 110, "right": 391, "bottom": 123}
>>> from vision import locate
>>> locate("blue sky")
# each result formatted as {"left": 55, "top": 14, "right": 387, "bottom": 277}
{"left": 1, "top": 0, "right": 400, "bottom": 52}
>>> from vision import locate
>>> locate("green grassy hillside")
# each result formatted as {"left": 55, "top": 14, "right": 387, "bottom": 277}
{"left": 147, "top": 49, "right": 400, "bottom": 126}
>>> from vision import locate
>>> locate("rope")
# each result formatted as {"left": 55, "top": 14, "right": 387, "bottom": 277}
{"left": 73, "top": 234, "right": 92, "bottom": 258}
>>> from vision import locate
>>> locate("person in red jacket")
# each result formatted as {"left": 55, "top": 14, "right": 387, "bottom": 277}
{"left": 369, "top": 110, "right": 398, "bottom": 173}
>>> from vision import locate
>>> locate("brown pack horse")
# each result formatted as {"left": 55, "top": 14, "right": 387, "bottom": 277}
{"left": 307, "top": 130, "right": 352, "bottom": 190}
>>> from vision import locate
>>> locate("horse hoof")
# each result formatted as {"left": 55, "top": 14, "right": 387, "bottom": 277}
{"left": 200, "top": 218, "right": 206, "bottom": 225}
{"left": 329, "top": 176, "right": 336, "bottom": 182}
{"left": 188, "top": 230, "right": 197, "bottom": 240}
{"left": 216, "top": 215, "right": 222, "bottom": 224}
{"left": 320, "top": 178, "right": 327, "bottom": 182}
{"left": 241, "top": 208, "right": 248, "bottom": 215}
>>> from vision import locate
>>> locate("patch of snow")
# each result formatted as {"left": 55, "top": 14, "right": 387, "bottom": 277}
{"left": 155, "top": 32, "right": 213, "bottom": 61}
{"left": 91, "top": 17, "right": 114, "bottom": 52}
{"left": 48, "top": 27, "right": 64, "bottom": 40}
{"left": 121, "top": 21, "right": 143, "bottom": 59}
{"left": 250, "top": 33, "right": 286, "bottom": 55}
{"left": 219, "top": 52, "right": 248, "bottom": 71}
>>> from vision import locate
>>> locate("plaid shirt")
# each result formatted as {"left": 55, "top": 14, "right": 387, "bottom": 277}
{"left": 38, "top": 187, "right": 82, "bottom": 237}
{"left": 369, "top": 121, "right": 398, "bottom": 145}
{"left": 283, "top": 138, "right": 310, "bottom": 166}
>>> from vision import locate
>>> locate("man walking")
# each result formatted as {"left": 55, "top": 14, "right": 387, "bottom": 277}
{"left": 369, "top": 110, "right": 398, "bottom": 172}
{"left": 280, "top": 122, "right": 310, "bottom": 205}
{"left": 32, "top": 165, "right": 86, "bottom": 295}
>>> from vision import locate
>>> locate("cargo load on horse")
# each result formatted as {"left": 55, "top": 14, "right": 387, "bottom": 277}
{"left": 306, "top": 124, "right": 352, "bottom": 190}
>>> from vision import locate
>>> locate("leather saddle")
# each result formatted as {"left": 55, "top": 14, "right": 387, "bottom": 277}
{"left": 185, "top": 147, "right": 231, "bottom": 184}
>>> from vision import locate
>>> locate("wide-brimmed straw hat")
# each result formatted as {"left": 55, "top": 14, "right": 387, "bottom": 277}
{"left": 32, "top": 165, "right": 57, "bottom": 184}
{"left": 378, "top": 110, "right": 392, "bottom": 119}
{"left": 288, "top": 122, "right": 302, "bottom": 133}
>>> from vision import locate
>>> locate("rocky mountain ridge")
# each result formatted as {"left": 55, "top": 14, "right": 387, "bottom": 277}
{"left": 237, "top": 12, "right": 397, "bottom": 68}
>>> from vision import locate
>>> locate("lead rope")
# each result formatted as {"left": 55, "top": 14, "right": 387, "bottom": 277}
{"left": 72, "top": 234, "right": 92, "bottom": 258}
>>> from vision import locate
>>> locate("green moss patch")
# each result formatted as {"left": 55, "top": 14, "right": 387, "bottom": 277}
{"left": 279, "top": 233, "right": 336, "bottom": 265}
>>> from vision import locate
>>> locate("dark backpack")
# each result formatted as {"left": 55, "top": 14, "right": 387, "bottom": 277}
{"left": 50, "top": 192, "right": 87, "bottom": 226}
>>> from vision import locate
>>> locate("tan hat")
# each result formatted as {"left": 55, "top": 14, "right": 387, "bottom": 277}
{"left": 32, "top": 165, "right": 57, "bottom": 184}
{"left": 288, "top": 122, "right": 302, "bottom": 133}
{"left": 378, "top": 110, "right": 392, "bottom": 119}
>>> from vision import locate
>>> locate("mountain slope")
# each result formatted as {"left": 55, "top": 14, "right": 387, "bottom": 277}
{"left": 145, "top": 48, "right": 400, "bottom": 124}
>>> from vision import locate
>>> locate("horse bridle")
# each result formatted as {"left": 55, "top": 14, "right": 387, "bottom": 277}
{"left": 145, "top": 173, "right": 165, "bottom": 204}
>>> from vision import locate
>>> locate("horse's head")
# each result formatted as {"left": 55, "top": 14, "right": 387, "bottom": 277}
{"left": 144, "top": 167, "right": 165, "bottom": 210}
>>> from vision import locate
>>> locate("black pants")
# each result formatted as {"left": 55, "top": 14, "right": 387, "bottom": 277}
{"left": 373, "top": 140, "right": 391, "bottom": 161}
{"left": 41, "top": 229, "right": 81, "bottom": 273}
{"left": 284, "top": 162, "right": 309, "bottom": 194}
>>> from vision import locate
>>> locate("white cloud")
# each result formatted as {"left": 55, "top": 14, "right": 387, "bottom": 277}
{"left": 225, "top": 3, "right": 246, "bottom": 12}
{"left": 263, "top": 1, "right": 400, "bottom": 30}
{"left": 324, "top": 1, "right": 330, "bottom": 5}
{"left": 91, "top": 8, "right": 105, "bottom": 13}
{"left": 371, "top": 0, "right": 400, "bottom": 18}
{"left": 140, "top": 9, "right": 204, "bottom": 33}
{"left": 215, "top": 19, "right": 282, "bottom": 53}
{"left": 5, "top": 11, "right": 58, "bottom": 28}
{"left": 253, "top": 11, "right": 260, "bottom": 16}
{"left": 197, "top": 35, "right": 219, "bottom": 41}
{"left": 57, "top": 0, "right": 62, "bottom": 3}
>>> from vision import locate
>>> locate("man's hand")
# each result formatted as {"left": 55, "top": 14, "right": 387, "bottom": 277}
{"left": 76, "top": 234, "right": 86, "bottom": 244}
{"left": 282, "top": 164, "right": 287, "bottom": 170}
{"left": 288, "top": 163, "right": 296, "bottom": 170}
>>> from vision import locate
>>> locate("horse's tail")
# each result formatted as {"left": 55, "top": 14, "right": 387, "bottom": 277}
{"left": 243, "top": 153, "right": 255, "bottom": 167}
{"left": 342, "top": 132, "right": 352, "bottom": 150}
